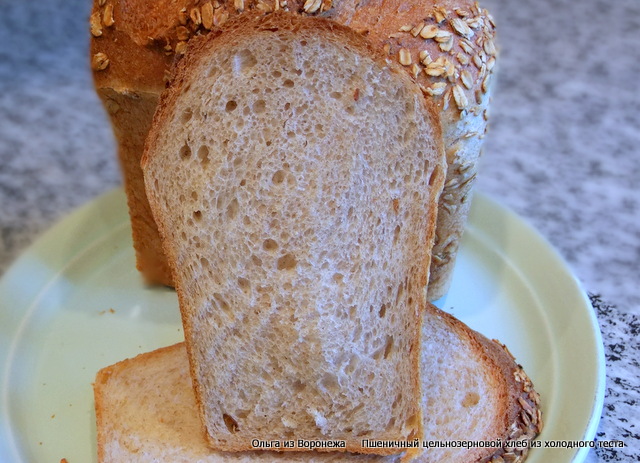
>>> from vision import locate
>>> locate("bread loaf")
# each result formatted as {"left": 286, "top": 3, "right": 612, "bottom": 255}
{"left": 142, "top": 12, "right": 445, "bottom": 454}
{"left": 91, "top": 0, "right": 497, "bottom": 297}
{"left": 94, "top": 305, "right": 541, "bottom": 462}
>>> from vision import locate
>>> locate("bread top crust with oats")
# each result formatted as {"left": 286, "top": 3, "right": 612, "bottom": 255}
{"left": 91, "top": 0, "right": 497, "bottom": 294}
{"left": 91, "top": 0, "right": 496, "bottom": 108}
{"left": 93, "top": 304, "right": 541, "bottom": 463}
{"left": 142, "top": 12, "right": 445, "bottom": 455}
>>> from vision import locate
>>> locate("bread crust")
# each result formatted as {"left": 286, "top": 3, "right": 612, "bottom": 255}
{"left": 91, "top": 0, "right": 496, "bottom": 293}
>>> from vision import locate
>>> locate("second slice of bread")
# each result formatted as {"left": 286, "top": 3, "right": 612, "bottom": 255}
{"left": 94, "top": 304, "right": 542, "bottom": 462}
{"left": 142, "top": 12, "right": 446, "bottom": 454}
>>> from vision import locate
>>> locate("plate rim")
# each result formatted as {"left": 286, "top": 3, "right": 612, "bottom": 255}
{"left": 466, "top": 193, "right": 606, "bottom": 462}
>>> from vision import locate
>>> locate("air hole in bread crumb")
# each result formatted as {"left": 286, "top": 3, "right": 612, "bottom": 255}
{"left": 392, "top": 393, "right": 402, "bottom": 409}
{"left": 225, "top": 100, "right": 238, "bottom": 112}
{"left": 396, "top": 283, "right": 404, "bottom": 305}
{"left": 251, "top": 254, "right": 263, "bottom": 267}
{"left": 234, "top": 49, "right": 258, "bottom": 74}
{"left": 330, "top": 91, "right": 342, "bottom": 99}
{"left": 226, "top": 198, "right": 239, "bottom": 219}
{"left": 179, "top": 143, "right": 191, "bottom": 160}
{"left": 181, "top": 108, "right": 193, "bottom": 123}
{"left": 352, "top": 323, "right": 362, "bottom": 342}
{"left": 378, "top": 304, "right": 387, "bottom": 318}
{"left": 222, "top": 414, "right": 239, "bottom": 433}
{"left": 238, "top": 277, "right": 251, "bottom": 293}
{"left": 213, "top": 293, "right": 231, "bottom": 314}
{"left": 277, "top": 253, "right": 297, "bottom": 271}
{"left": 272, "top": 170, "right": 285, "bottom": 184}
{"left": 197, "top": 146, "right": 209, "bottom": 164}
{"left": 272, "top": 70, "right": 282, "bottom": 78}
{"left": 253, "top": 99, "right": 266, "bottom": 114}
{"left": 462, "top": 391, "right": 480, "bottom": 407}
{"left": 383, "top": 336, "right": 394, "bottom": 359}
{"left": 283, "top": 79, "right": 294, "bottom": 88}
{"left": 193, "top": 210, "right": 202, "bottom": 221}
{"left": 263, "top": 239, "right": 278, "bottom": 251}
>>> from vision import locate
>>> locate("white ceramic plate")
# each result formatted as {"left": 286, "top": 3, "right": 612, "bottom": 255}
{"left": 0, "top": 188, "right": 605, "bottom": 463}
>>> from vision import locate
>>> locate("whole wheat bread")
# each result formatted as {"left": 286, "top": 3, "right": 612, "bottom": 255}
{"left": 142, "top": 12, "right": 445, "bottom": 454}
{"left": 94, "top": 304, "right": 541, "bottom": 463}
{"left": 91, "top": 0, "right": 497, "bottom": 298}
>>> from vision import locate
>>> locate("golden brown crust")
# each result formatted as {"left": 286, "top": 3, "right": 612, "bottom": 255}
{"left": 480, "top": 341, "right": 543, "bottom": 463}
{"left": 96, "top": 87, "right": 174, "bottom": 285}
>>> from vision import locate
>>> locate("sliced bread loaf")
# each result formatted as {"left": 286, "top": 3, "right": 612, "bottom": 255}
{"left": 94, "top": 305, "right": 541, "bottom": 462}
{"left": 91, "top": 0, "right": 497, "bottom": 296}
{"left": 142, "top": 12, "right": 445, "bottom": 454}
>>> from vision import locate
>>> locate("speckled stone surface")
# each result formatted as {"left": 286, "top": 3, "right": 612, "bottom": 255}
{"left": 0, "top": 0, "right": 638, "bottom": 461}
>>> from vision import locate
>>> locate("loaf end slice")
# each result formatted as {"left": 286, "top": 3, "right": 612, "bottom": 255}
{"left": 414, "top": 303, "right": 542, "bottom": 463}
{"left": 142, "top": 12, "right": 446, "bottom": 454}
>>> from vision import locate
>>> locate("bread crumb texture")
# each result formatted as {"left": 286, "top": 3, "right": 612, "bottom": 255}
{"left": 144, "top": 14, "right": 445, "bottom": 453}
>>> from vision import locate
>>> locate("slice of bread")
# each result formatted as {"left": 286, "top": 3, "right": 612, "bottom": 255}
{"left": 91, "top": 0, "right": 497, "bottom": 296}
{"left": 94, "top": 305, "right": 541, "bottom": 463}
{"left": 142, "top": 12, "right": 445, "bottom": 454}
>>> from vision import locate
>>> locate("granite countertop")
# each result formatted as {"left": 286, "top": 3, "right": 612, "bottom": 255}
{"left": 0, "top": 0, "right": 638, "bottom": 461}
